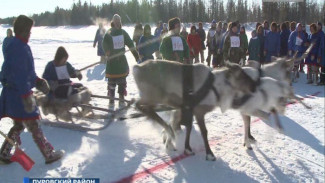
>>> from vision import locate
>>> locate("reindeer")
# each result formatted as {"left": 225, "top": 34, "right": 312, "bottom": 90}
{"left": 133, "top": 60, "right": 258, "bottom": 161}
{"left": 238, "top": 43, "right": 314, "bottom": 149}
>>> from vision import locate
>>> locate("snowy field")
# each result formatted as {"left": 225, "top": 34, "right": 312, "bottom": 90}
{"left": 0, "top": 24, "right": 324, "bottom": 183}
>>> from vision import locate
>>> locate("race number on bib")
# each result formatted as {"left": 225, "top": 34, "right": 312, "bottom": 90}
{"left": 295, "top": 37, "right": 303, "bottom": 46}
{"left": 230, "top": 36, "right": 240, "bottom": 48}
{"left": 55, "top": 65, "right": 70, "bottom": 80}
{"left": 112, "top": 35, "right": 125, "bottom": 49}
{"left": 171, "top": 37, "right": 184, "bottom": 51}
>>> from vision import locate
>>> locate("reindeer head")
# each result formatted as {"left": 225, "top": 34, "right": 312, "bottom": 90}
{"left": 225, "top": 63, "right": 257, "bottom": 94}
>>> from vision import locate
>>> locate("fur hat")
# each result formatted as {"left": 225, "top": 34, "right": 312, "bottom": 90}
{"left": 168, "top": 17, "right": 181, "bottom": 31}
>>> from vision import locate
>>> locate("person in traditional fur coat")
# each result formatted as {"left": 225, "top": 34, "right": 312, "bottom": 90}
{"left": 223, "top": 22, "right": 245, "bottom": 65}
{"left": 159, "top": 17, "right": 190, "bottom": 64}
{"left": 102, "top": 14, "right": 139, "bottom": 104}
{"left": 42, "top": 46, "right": 83, "bottom": 99}
{"left": 0, "top": 15, "right": 64, "bottom": 164}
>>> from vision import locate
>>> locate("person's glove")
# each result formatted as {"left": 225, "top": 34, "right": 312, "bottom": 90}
{"left": 75, "top": 70, "right": 83, "bottom": 80}
{"left": 22, "top": 94, "right": 36, "bottom": 113}
{"left": 239, "top": 58, "right": 244, "bottom": 66}
{"left": 35, "top": 78, "right": 50, "bottom": 94}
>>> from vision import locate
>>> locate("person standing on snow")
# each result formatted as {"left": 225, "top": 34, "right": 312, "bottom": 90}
{"left": 154, "top": 21, "right": 163, "bottom": 59}
{"left": 239, "top": 26, "right": 248, "bottom": 65}
{"left": 212, "top": 21, "right": 224, "bottom": 68}
{"left": 288, "top": 23, "right": 308, "bottom": 76}
{"left": 93, "top": 23, "right": 106, "bottom": 64}
{"left": 180, "top": 24, "right": 189, "bottom": 40}
{"left": 102, "top": 14, "right": 140, "bottom": 104}
{"left": 196, "top": 22, "right": 206, "bottom": 63}
{"left": 187, "top": 25, "right": 202, "bottom": 64}
{"left": 2, "top": 29, "right": 14, "bottom": 59}
{"left": 133, "top": 22, "right": 143, "bottom": 50}
{"left": 223, "top": 22, "right": 245, "bottom": 65}
{"left": 248, "top": 30, "right": 260, "bottom": 62}
{"left": 138, "top": 24, "right": 159, "bottom": 63}
{"left": 315, "top": 22, "right": 325, "bottom": 85}
{"left": 264, "top": 22, "right": 281, "bottom": 63}
{"left": 159, "top": 17, "right": 190, "bottom": 64}
{"left": 280, "top": 22, "right": 290, "bottom": 57}
{"left": 206, "top": 20, "right": 217, "bottom": 67}
{"left": 0, "top": 15, "right": 64, "bottom": 164}
{"left": 305, "top": 23, "right": 323, "bottom": 85}
{"left": 257, "top": 25, "right": 265, "bottom": 64}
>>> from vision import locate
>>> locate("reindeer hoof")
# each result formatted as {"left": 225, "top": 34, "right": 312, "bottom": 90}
{"left": 249, "top": 136, "right": 256, "bottom": 143}
{"left": 243, "top": 143, "right": 253, "bottom": 150}
{"left": 184, "top": 149, "right": 195, "bottom": 156}
{"left": 206, "top": 154, "right": 216, "bottom": 161}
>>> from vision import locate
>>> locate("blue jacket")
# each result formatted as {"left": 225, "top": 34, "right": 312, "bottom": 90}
{"left": 2, "top": 37, "right": 14, "bottom": 59}
{"left": 0, "top": 37, "right": 40, "bottom": 121}
{"left": 305, "top": 31, "right": 324, "bottom": 66}
{"left": 316, "top": 30, "right": 325, "bottom": 67}
{"left": 42, "top": 61, "right": 77, "bottom": 86}
{"left": 264, "top": 31, "right": 280, "bottom": 62}
{"left": 288, "top": 23, "right": 307, "bottom": 57}
{"left": 280, "top": 29, "right": 290, "bottom": 56}
{"left": 94, "top": 28, "right": 105, "bottom": 56}
{"left": 138, "top": 35, "right": 159, "bottom": 63}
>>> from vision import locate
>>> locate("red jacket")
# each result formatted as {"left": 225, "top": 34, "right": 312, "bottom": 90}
{"left": 187, "top": 33, "right": 202, "bottom": 56}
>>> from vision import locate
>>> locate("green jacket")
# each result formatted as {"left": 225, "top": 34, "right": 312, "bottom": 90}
{"left": 102, "top": 27, "right": 138, "bottom": 78}
{"left": 223, "top": 32, "right": 245, "bottom": 63}
{"left": 240, "top": 33, "right": 248, "bottom": 55}
{"left": 159, "top": 34, "right": 190, "bottom": 63}
{"left": 248, "top": 37, "right": 260, "bottom": 62}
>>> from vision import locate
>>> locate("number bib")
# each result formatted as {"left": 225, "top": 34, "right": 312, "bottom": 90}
{"left": 295, "top": 36, "right": 303, "bottom": 46}
{"left": 171, "top": 37, "right": 184, "bottom": 51}
{"left": 230, "top": 36, "right": 240, "bottom": 48}
{"left": 55, "top": 65, "right": 70, "bottom": 80}
{"left": 112, "top": 35, "right": 125, "bottom": 49}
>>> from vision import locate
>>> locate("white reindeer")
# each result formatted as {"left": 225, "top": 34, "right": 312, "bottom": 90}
{"left": 133, "top": 60, "right": 258, "bottom": 161}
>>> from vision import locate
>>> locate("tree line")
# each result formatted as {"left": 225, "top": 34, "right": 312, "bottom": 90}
{"left": 0, "top": 0, "right": 324, "bottom": 26}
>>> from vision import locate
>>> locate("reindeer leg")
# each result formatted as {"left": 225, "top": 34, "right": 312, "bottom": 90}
{"left": 271, "top": 109, "right": 283, "bottom": 132}
{"left": 241, "top": 114, "right": 256, "bottom": 142}
{"left": 242, "top": 113, "right": 253, "bottom": 150}
{"left": 184, "top": 124, "right": 194, "bottom": 155}
{"left": 195, "top": 114, "right": 216, "bottom": 161}
{"left": 135, "top": 102, "right": 175, "bottom": 140}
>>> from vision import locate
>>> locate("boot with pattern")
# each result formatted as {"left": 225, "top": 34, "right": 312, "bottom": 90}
{"left": 26, "top": 121, "right": 64, "bottom": 164}
{"left": 0, "top": 122, "right": 24, "bottom": 164}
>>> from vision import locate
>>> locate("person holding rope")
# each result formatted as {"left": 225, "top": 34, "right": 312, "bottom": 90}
{"left": 138, "top": 24, "right": 159, "bottom": 63}
{"left": 102, "top": 14, "right": 140, "bottom": 105}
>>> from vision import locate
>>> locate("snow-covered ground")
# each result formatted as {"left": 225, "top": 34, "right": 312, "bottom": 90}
{"left": 0, "top": 24, "right": 324, "bottom": 183}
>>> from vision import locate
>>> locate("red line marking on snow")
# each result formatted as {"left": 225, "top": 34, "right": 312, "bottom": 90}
{"left": 113, "top": 91, "right": 321, "bottom": 183}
